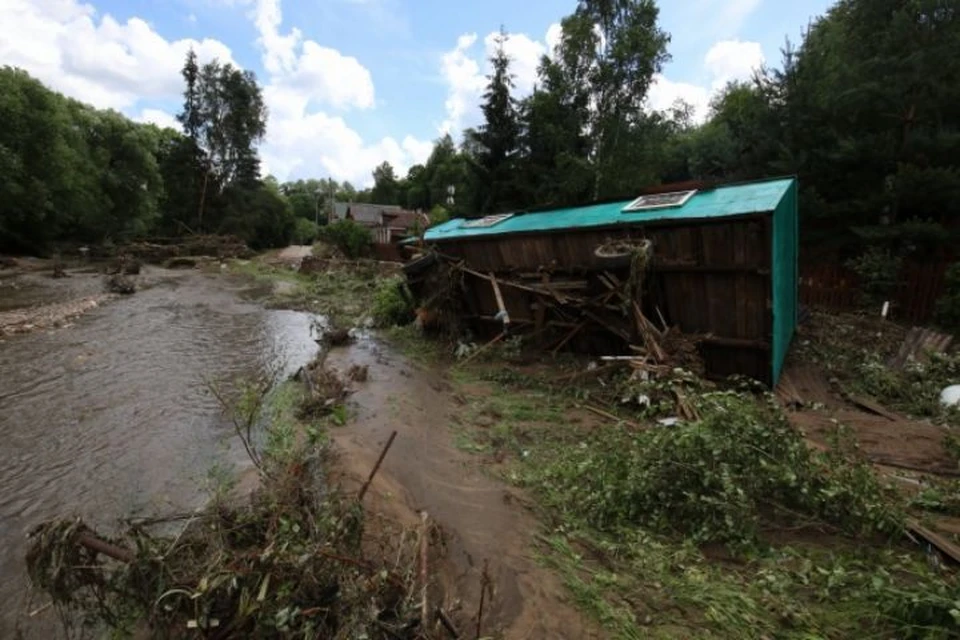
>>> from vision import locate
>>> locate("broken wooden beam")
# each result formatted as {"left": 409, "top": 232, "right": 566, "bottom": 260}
{"left": 488, "top": 272, "right": 510, "bottom": 327}
{"left": 907, "top": 518, "right": 960, "bottom": 565}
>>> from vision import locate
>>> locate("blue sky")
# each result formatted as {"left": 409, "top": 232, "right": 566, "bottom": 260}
{"left": 1, "top": 0, "right": 833, "bottom": 185}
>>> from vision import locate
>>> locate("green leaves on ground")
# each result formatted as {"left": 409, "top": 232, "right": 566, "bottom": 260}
{"left": 528, "top": 391, "right": 902, "bottom": 547}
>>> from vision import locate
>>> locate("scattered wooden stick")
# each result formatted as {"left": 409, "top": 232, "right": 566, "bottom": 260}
{"left": 358, "top": 430, "right": 397, "bottom": 502}
{"left": 476, "top": 559, "right": 490, "bottom": 640}
{"left": 551, "top": 322, "right": 585, "bottom": 355}
{"left": 585, "top": 405, "right": 642, "bottom": 430}
{"left": 435, "top": 607, "right": 460, "bottom": 638}
{"left": 457, "top": 332, "right": 505, "bottom": 367}
{"left": 420, "top": 511, "right": 430, "bottom": 634}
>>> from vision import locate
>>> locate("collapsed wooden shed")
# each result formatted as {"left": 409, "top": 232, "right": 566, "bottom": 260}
{"left": 408, "top": 177, "right": 799, "bottom": 385}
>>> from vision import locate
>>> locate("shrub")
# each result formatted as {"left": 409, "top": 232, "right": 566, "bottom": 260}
{"left": 428, "top": 205, "right": 450, "bottom": 227}
{"left": 293, "top": 217, "right": 319, "bottom": 245}
{"left": 316, "top": 220, "right": 372, "bottom": 259}
{"left": 935, "top": 262, "right": 960, "bottom": 330}
{"left": 846, "top": 246, "right": 903, "bottom": 305}
{"left": 528, "top": 392, "right": 901, "bottom": 548}
{"left": 371, "top": 276, "right": 414, "bottom": 327}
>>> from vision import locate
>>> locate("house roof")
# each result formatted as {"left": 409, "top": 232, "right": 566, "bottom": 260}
{"left": 423, "top": 177, "right": 796, "bottom": 242}
{"left": 334, "top": 202, "right": 402, "bottom": 225}
{"left": 383, "top": 210, "right": 428, "bottom": 231}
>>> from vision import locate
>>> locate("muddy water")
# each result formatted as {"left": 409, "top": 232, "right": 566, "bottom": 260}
{"left": 0, "top": 268, "right": 319, "bottom": 637}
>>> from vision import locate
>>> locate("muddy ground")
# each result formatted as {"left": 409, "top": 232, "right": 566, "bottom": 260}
{"left": 325, "top": 338, "right": 599, "bottom": 638}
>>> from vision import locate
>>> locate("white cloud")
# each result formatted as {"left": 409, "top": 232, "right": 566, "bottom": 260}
{"left": 648, "top": 39, "right": 766, "bottom": 122}
{"left": 259, "top": 111, "right": 431, "bottom": 186}
{"left": 704, "top": 39, "right": 765, "bottom": 90}
{"left": 137, "top": 108, "right": 180, "bottom": 130}
{"left": 647, "top": 75, "right": 711, "bottom": 119}
{"left": 439, "top": 25, "right": 555, "bottom": 136}
{"left": 251, "top": 0, "right": 428, "bottom": 184}
{"left": 545, "top": 22, "right": 563, "bottom": 57}
{"left": 2, "top": 0, "right": 428, "bottom": 186}
{"left": 0, "top": 0, "right": 234, "bottom": 111}
{"left": 439, "top": 33, "right": 485, "bottom": 135}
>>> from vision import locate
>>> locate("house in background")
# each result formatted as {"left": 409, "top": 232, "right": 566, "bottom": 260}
{"left": 332, "top": 202, "right": 429, "bottom": 256}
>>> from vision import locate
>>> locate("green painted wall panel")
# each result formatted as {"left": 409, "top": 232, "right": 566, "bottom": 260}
{"left": 771, "top": 179, "right": 798, "bottom": 383}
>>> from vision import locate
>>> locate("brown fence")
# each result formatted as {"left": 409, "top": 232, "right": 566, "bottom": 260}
{"left": 799, "top": 260, "right": 951, "bottom": 323}
{"left": 372, "top": 242, "right": 404, "bottom": 262}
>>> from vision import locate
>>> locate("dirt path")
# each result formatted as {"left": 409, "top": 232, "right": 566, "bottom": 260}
{"left": 327, "top": 338, "right": 600, "bottom": 638}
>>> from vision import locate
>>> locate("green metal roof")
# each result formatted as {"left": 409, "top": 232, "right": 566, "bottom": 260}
{"left": 424, "top": 177, "right": 795, "bottom": 242}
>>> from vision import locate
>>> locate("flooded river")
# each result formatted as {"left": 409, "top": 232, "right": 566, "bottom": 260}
{"left": 0, "top": 267, "right": 319, "bottom": 636}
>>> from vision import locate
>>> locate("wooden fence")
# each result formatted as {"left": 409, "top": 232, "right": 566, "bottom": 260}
{"left": 799, "top": 260, "right": 951, "bottom": 322}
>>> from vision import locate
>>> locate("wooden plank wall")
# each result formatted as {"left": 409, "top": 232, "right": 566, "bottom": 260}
{"left": 799, "top": 260, "right": 951, "bottom": 322}
{"left": 436, "top": 215, "right": 774, "bottom": 382}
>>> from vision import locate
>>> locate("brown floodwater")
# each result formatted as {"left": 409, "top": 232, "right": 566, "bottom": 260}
{"left": 0, "top": 267, "right": 320, "bottom": 637}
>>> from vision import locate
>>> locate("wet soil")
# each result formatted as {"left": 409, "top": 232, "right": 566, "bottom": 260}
{"left": 326, "top": 340, "right": 601, "bottom": 638}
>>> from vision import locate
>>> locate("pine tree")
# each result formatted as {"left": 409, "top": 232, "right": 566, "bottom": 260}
{"left": 471, "top": 27, "right": 521, "bottom": 213}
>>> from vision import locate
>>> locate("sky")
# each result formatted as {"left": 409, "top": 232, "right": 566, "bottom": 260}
{"left": 0, "top": 0, "right": 835, "bottom": 186}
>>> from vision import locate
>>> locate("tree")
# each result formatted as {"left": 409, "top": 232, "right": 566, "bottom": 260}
{"left": 470, "top": 28, "right": 521, "bottom": 213}
{"left": 370, "top": 161, "right": 399, "bottom": 204}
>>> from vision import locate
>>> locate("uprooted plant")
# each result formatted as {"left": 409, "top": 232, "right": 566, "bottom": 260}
{"left": 527, "top": 391, "right": 904, "bottom": 548}
{"left": 24, "top": 374, "right": 440, "bottom": 639}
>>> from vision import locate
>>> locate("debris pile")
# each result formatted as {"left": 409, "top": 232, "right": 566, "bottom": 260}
{"left": 0, "top": 294, "right": 113, "bottom": 337}
{"left": 105, "top": 255, "right": 141, "bottom": 275}
{"left": 296, "top": 354, "right": 350, "bottom": 419}
{"left": 101, "top": 235, "right": 253, "bottom": 263}
{"left": 26, "top": 456, "right": 436, "bottom": 638}
{"left": 104, "top": 274, "right": 136, "bottom": 295}
{"left": 404, "top": 243, "right": 702, "bottom": 363}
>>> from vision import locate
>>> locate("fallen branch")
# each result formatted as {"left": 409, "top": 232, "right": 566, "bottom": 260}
{"left": 585, "top": 405, "right": 642, "bottom": 430}
{"left": 476, "top": 559, "right": 490, "bottom": 640}
{"left": 436, "top": 608, "right": 460, "bottom": 638}
{"left": 358, "top": 430, "right": 398, "bottom": 502}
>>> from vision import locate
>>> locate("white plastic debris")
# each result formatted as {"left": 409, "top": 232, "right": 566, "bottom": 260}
{"left": 657, "top": 417, "right": 679, "bottom": 427}
{"left": 940, "top": 385, "right": 960, "bottom": 408}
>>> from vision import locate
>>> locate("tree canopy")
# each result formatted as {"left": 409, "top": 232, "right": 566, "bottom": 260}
{"left": 3, "top": 0, "right": 959, "bottom": 258}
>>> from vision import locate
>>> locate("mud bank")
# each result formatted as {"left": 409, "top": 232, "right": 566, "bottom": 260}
{"left": 325, "top": 337, "right": 598, "bottom": 638}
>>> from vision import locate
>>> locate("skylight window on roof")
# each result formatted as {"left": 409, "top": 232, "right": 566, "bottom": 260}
{"left": 622, "top": 190, "right": 696, "bottom": 212}
{"left": 461, "top": 214, "right": 513, "bottom": 228}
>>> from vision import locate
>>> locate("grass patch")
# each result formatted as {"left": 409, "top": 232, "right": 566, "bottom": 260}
{"left": 421, "top": 333, "right": 960, "bottom": 638}
{"left": 228, "top": 257, "right": 385, "bottom": 327}
{"left": 795, "top": 311, "right": 960, "bottom": 424}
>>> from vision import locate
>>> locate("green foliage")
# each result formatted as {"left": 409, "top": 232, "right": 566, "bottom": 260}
{"left": 316, "top": 219, "right": 373, "bottom": 259}
{"left": 468, "top": 28, "right": 522, "bottom": 213}
{"left": 528, "top": 391, "right": 901, "bottom": 547}
{"left": 854, "top": 351, "right": 960, "bottom": 423}
{"left": 936, "top": 263, "right": 960, "bottom": 330}
{"left": 370, "top": 161, "right": 399, "bottom": 204}
{"left": 427, "top": 204, "right": 450, "bottom": 227}
{"left": 846, "top": 246, "right": 903, "bottom": 304}
{"left": 292, "top": 217, "right": 319, "bottom": 245}
{"left": 371, "top": 276, "right": 414, "bottom": 327}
